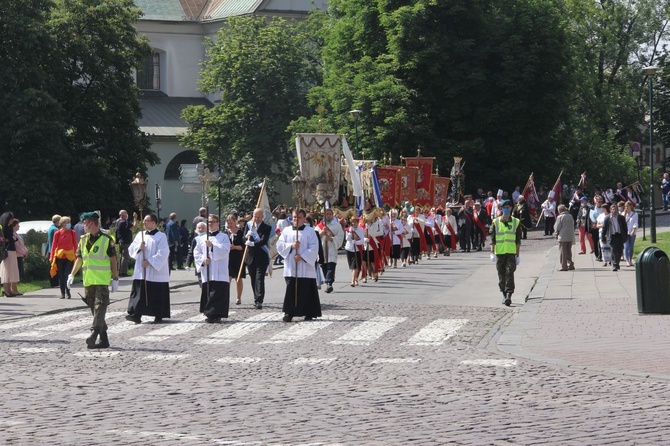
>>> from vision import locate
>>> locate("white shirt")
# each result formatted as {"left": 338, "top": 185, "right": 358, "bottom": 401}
{"left": 194, "top": 232, "right": 230, "bottom": 283}
{"left": 345, "top": 226, "right": 365, "bottom": 252}
{"left": 390, "top": 218, "right": 404, "bottom": 245}
{"left": 542, "top": 200, "right": 557, "bottom": 218}
{"left": 128, "top": 230, "right": 170, "bottom": 283}
{"left": 277, "top": 225, "right": 319, "bottom": 279}
{"left": 625, "top": 212, "right": 638, "bottom": 235}
{"left": 316, "top": 219, "right": 344, "bottom": 263}
{"left": 442, "top": 215, "right": 458, "bottom": 236}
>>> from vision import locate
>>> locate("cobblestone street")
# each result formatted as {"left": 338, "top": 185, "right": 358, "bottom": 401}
{"left": 2, "top": 297, "right": 670, "bottom": 445}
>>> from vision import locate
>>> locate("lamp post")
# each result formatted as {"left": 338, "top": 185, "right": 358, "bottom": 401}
{"left": 642, "top": 65, "right": 658, "bottom": 243}
{"left": 130, "top": 172, "right": 148, "bottom": 229}
{"left": 349, "top": 109, "right": 361, "bottom": 159}
{"left": 292, "top": 170, "right": 306, "bottom": 210}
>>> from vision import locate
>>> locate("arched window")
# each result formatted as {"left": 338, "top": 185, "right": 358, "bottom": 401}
{"left": 137, "top": 51, "right": 161, "bottom": 91}
{"left": 164, "top": 150, "right": 201, "bottom": 180}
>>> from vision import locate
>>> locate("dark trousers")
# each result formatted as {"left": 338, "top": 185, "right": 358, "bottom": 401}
{"left": 610, "top": 234, "right": 624, "bottom": 269}
{"left": 168, "top": 244, "right": 183, "bottom": 270}
{"left": 589, "top": 228, "right": 601, "bottom": 260}
{"left": 248, "top": 255, "right": 269, "bottom": 304}
{"left": 459, "top": 225, "right": 472, "bottom": 251}
{"left": 119, "top": 244, "right": 130, "bottom": 275}
{"left": 544, "top": 216, "right": 556, "bottom": 235}
{"left": 321, "top": 262, "right": 336, "bottom": 285}
{"left": 495, "top": 253, "right": 517, "bottom": 294}
{"left": 56, "top": 258, "right": 73, "bottom": 297}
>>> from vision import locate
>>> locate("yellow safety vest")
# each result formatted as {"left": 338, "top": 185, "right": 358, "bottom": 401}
{"left": 80, "top": 233, "right": 112, "bottom": 286}
{"left": 493, "top": 217, "right": 519, "bottom": 255}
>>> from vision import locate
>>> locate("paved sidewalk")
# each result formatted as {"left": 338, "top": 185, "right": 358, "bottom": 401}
{"left": 500, "top": 229, "right": 670, "bottom": 380}
{"left": 0, "top": 269, "right": 200, "bottom": 321}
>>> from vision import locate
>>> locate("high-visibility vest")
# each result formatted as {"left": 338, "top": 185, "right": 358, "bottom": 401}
{"left": 80, "top": 233, "right": 112, "bottom": 286}
{"left": 493, "top": 217, "right": 519, "bottom": 255}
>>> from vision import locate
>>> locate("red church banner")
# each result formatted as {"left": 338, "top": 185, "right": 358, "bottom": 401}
{"left": 397, "top": 166, "right": 418, "bottom": 204}
{"left": 431, "top": 175, "right": 450, "bottom": 208}
{"left": 404, "top": 157, "right": 434, "bottom": 206}
{"left": 377, "top": 166, "right": 400, "bottom": 207}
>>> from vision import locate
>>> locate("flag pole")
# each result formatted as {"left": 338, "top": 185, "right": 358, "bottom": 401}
{"left": 237, "top": 180, "right": 267, "bottom": 281}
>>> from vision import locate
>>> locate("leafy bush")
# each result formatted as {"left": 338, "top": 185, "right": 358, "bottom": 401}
{"left": 23, "top": 229, "right": 47, "bottom": 250}
{"left": 23, "top": 246, "right": 51, "bottom": 281}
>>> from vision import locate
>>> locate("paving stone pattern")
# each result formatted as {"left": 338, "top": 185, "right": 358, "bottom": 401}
{"left": 2, "top": 299, "right": 670, "bottom": 445}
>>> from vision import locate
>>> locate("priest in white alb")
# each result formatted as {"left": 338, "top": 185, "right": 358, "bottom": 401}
{"left": 194, "top": 214, "right": 231, "bottom": 323}
{"left": 126, "top": 213, "right": 171, "bottom": 324}
{"left": 276, "top": 209, "right": 322, "bottom": 322}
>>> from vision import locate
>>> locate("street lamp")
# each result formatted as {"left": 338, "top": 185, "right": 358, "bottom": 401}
{"left": 292, "top": 170, "right": 306, "bottom": 210}
{"left": 129, "top": 172, "right": 148, "bottom": 229}
{"left": 349, "top": 109, "right": 362, "bottom": 159}
{"left": 642, "top": 65, "right": 658, "bottom": 243}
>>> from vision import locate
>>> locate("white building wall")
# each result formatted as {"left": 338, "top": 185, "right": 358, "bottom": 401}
{"left": 136, "top": 22, "right": 206, "bottom": 98}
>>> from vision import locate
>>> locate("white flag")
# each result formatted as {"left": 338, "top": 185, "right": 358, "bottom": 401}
{"left": 342, "top": 137, "right": 363, "bottom": 197}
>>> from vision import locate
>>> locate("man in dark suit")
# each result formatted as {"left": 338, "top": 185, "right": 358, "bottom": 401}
{"left": 244, "top": 208, "right": 272, "bottom": 309}
{"left": 601, "top": 204, "right": 628, "bottom": 272}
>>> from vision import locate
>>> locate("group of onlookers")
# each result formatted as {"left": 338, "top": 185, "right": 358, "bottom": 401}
{"left": 0, "top": 212, "right": 27, "bottom": 297}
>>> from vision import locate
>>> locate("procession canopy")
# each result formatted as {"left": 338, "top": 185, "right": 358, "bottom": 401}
{"left": 295, "top": 133, "right": 341, "bottom": 209}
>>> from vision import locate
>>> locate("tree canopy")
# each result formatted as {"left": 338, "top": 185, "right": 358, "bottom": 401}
{"left": 181, "top": 16, "right": 319, "bottom": 212}
{"left": 0, "top": 0, "right": 156, "bottom": 219}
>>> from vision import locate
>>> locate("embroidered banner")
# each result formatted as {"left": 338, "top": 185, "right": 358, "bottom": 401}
{"left": 432, "top": 176, "right": 451, "bottom": 208}
{"left": 397, "top": 166, "right": 418, "bottom": 204}
{"left": 404, "top": 157, "right": 434, "bottom": 206}
{"left": 377, "top": 166, "right": 400, "bottom": 207}
{"left": 296, "top": 133, "right": 341, "bottom": 207}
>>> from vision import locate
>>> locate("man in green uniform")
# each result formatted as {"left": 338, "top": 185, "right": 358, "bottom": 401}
{"left": 68, "top": 212, "right": 119, "bottom": 349}
{"left": 490, "top": 200, "right": 522, "bottom": 307}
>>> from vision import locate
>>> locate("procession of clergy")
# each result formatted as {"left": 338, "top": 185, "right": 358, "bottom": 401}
{"left": 110, "top": 198, "right": 502, "bottom": 328}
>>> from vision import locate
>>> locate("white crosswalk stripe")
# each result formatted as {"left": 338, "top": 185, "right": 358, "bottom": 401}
{"left": 13, "top": 312, "right": 125, "bottom": 338}
{"left": 372, "top": 358, "right": 421, "bottom": 364}
{"left": 330, "top": 316, "right": 406, "bottom": 346}
{"left": 71, "top": 309, "right": 188, "bottom": 339}
{"left": 197, "top": 312, "right": 284, "bottom": 345}
{"left": 216, "top": 357, "right": 262, "bottom": 364}
{"left": 129, "top": 313, "right": 235, "bottom": 342}
{"left": 260, "top": 315, "right": 348, "bottom": 344}
{"left": 292, "top": 357, "right": 337, "bottom": 365}
{"left": 404, "top": 319, "right": 468, "bottom": 346}
{"left": 0, "top": 310, "right": 88, "bottom": 331}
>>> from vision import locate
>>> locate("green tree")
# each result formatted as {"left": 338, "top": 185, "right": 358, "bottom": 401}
{"left": 181, "top": 17, "right": 318, "bottom": 210}
{"left": 0, "top": 0, "right": 65, "bottom": 217}
{"left": 48, "top": 0, "right": 157, "bottom": 217}
{"left": 292, "top": 0, "right": 576, "bottom": 191}
{"left": 0, "top": 0, "right": 156, "bottom": 219}
{"left": 558, "top": 0, "right": 669, "bottom": 189}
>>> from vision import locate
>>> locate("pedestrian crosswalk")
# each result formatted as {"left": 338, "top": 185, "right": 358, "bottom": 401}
{"left": 1, "top": 310, "right": 473, "bottom": 360}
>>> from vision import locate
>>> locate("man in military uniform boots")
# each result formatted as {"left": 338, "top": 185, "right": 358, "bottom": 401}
{"left": 490, "top": 200, "right": 522, "bottom": 307}
{"left": 68, "top": 212, "right": 119, "bottom": 348}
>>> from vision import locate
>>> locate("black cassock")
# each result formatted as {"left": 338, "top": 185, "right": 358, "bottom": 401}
{"left": 128, "top": 280, "right": 171, "bottom": 319}
{"left": 282, "top": 277, "right": 322, "bottom": 318}
{"left": 200, "top": 281, "right": 230, "bottom": 319}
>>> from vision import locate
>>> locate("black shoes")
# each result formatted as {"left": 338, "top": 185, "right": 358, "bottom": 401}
{"left": 282, "top": 315, "right": 293, "bottom": 322}
{"left": 125, "top": 314, "right": 142, "bottom": 324}
{"left": 325, "top": 284, "right": 333, "bottom": 294}
{"left": 154, "top": 317, "right": 163, "bottom": 323}
{"left": 254, "top": 303, "right": 263, "bottom": 310}
{"left": 95, "top": 331, "right": 110, "bottom": 349}
{"left": 86, "top": 329, "right": 100, "bottom": 349}
{"left": 502, "top": 292, "right": 512, "bottom": 307}
{"left": 205, "top": 317, "right": 221, "bottom": 323}
{"left": 60, "top": 295, "right": 65, "bottom": 299}
{"left": 304, "top": 316, "right": 313, "bottom": 321}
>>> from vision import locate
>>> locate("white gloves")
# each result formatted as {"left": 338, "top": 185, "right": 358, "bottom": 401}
{"left": 245, "top": 240, "right": 255, "bottom": 247}
{"left": 111, "top": 279, "right": 119, "bottom": 293}
{"left": 490, "top": 253, "right": 496, "bottom": 263}
{"left": 66, "top": 274, "right": 74, "bottom": 290}
{"left": 363, "top": 238, "right": 369, "bottom": 244}
{"left": 515, "top": 256, "right": 520, "bottom": 266}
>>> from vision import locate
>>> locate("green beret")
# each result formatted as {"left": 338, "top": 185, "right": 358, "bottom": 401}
{"left": 500, "top": 199, "right": 512, "bottom": 207}
{"left": 80, "top": 211, "right": 100, "bottom": 221}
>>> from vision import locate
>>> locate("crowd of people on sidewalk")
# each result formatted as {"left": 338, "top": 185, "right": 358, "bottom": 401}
{"left": 0, "top": 173, "right": 661, "bottom": 351}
